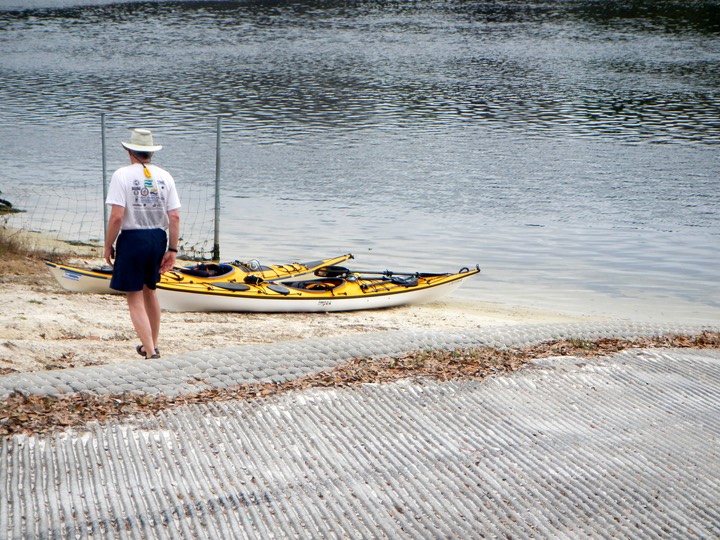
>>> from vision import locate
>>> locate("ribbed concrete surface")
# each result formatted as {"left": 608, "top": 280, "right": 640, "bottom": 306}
{"left": 1, "top": 330, "right": 719, "bottom": 538}
{"left": 0, "top": 322, "right": 714, "bottom": 398}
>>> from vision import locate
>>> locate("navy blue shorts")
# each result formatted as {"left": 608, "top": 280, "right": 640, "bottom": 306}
{"left": 110, "top": 229, "right": 168, "bottom": 292}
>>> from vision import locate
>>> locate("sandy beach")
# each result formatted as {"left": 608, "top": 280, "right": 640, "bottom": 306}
{"left": 0, "top": 244, "right": 604, "bottom": 374}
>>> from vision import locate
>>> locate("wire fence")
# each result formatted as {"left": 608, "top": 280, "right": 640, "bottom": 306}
{"left": 1, "top": 118, "right": 221, "bottom": 261}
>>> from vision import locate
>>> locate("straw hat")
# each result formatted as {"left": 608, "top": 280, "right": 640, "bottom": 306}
{"left": 121, "top": 128, "right": 163, "bottom": 152}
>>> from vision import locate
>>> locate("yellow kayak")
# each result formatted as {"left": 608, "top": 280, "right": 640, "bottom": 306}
{"left": 45, "top": 253, "right": 354, "bottom": 294}
{"left": 156, "top": 265, "right": 481, "bottom": 312}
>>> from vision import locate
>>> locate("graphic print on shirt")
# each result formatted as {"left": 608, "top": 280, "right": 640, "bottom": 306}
{"left": 131, "top": 178, "right": 167, "bottom": 209}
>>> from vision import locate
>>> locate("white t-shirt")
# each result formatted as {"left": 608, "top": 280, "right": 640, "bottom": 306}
{"left": 106, "top": 163, "right": 181, "bottom": 230}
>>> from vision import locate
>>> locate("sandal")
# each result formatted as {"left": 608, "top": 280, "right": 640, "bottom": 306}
{"left": 136, "top": 345, "right": 160, "bottom": 358}
{"left": 148, "top": 354, "right": 161, "bottom": 360}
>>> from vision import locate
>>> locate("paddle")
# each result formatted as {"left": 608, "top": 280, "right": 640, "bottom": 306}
{"left": 315, "top": 265, "right": 448, "bottom": 279}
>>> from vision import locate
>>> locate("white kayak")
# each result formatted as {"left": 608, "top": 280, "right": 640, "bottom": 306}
{"left": 156, "top": 265, "right": 481, "bottom": 313}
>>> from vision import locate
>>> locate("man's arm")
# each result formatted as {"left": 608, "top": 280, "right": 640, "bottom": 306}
{"left": 160, "top": 208, "right": 180, "bottom": 273}
{"left": 104, "top": 205, "right": 125, "bottom": 266}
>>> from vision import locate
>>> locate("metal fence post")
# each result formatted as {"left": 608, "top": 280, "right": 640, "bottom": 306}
{"left": 101, "top": 113, "right": 108, "bottom": 243}
{"left": 213, "top": 117, "right": 222, "bottom": 261}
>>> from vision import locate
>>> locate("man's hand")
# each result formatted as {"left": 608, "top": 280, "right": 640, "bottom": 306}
{"left": 104, "top": 205, "right": 124, "bottom": 267}
{"left": 104, "top": 245, "right": 115, "bottom": 267}
{"left": 160, "top": 251, "right": 176, "bottom": 274}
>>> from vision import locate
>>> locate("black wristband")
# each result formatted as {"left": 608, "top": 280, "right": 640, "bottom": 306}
{"left": 168, "top": 248, "right": 178, "bottom": 253}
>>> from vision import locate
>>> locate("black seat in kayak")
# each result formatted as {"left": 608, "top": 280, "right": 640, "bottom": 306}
{"left": 390, "top": 276, "right": 418, "bottom": 287}
{"left": 283, "top": 278, "right": 343, "bottom": 291}
{"left": 179, "top": 263, "right": 233, "bottom": 278}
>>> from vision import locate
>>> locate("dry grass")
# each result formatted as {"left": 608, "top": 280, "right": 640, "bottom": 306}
{"left": 2, "top": 332, "right": 718, "bottom": 438}
{"left": 0, "top": 226, "right": 26, "bottom": 259}
{"left": 0, "top": 226, "right": 100, "bottom": 283}
{"left": 0, "top": 227, "right": 53, "bottom": 283}
{"left": 0, "top": 230, "right": 39, "bottom": 275}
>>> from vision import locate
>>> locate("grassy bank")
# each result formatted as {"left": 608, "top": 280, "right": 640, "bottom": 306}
{"left": 0, "top": 227, "right": 48, "bottom": 281}
{"left": 0, "top": 227, "right": 32, "bottom": 259}
{"left": 0, "top": 226, "right": 100, "bottom": 282}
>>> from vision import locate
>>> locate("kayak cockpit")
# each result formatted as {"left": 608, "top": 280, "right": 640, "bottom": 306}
{"left": 177, "top": 263, "right": 234, "bottom": 278}
{"left": 281, "top": 278, "right": 345, "bottom": 292}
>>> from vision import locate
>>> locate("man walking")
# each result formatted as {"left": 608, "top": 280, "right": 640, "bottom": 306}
{"left": 104, "top": 128, "right": 181, "bottom": 359}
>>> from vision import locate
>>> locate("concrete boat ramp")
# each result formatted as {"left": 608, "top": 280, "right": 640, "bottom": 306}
{"left": 1, "top": 322, "right": 719, "bottom": 538}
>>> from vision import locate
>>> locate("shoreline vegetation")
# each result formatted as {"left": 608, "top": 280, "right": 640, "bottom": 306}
{"left": 2, "top": 226, "right": 719, "bottom": 437}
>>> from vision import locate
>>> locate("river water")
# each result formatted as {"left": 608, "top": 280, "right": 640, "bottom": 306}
{"left": 1, "top": 0, "right": 719, "bottom": 323}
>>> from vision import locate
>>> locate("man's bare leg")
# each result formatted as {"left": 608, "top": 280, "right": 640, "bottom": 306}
{"left": 127, "top": 289, "right": 156, "bottom": 357}
{"left": 143, "top": 285, "right": 162, "bottom": 353}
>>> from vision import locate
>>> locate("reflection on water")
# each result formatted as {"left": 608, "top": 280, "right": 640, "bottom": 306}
{"left": 1, "top": 0, "right": 719, "bottom": 321}
{"left": 2, "top": 0, "right": 718, "bottom": 144}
